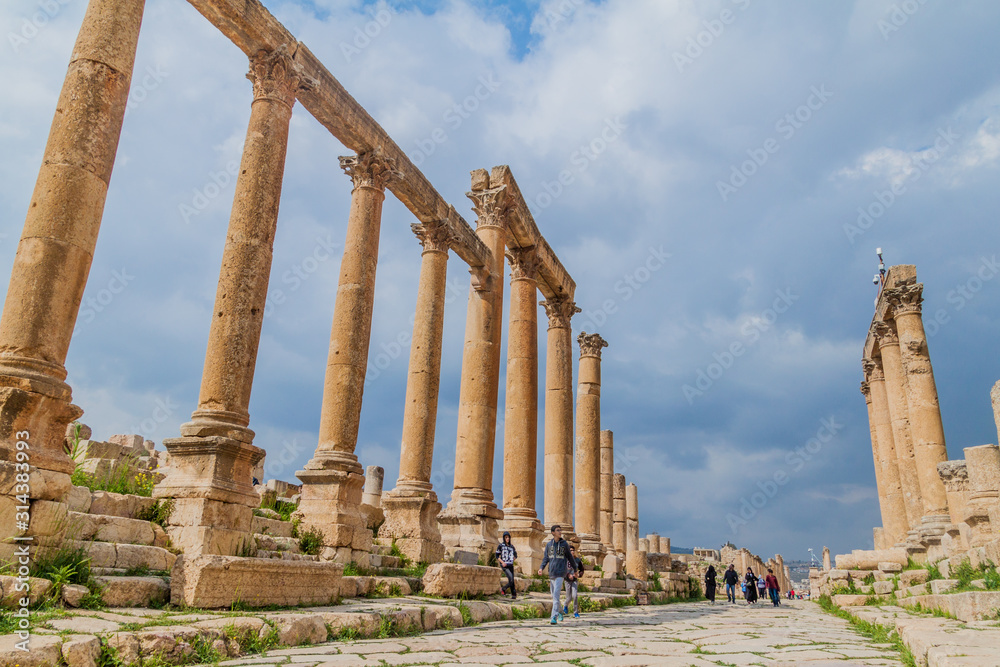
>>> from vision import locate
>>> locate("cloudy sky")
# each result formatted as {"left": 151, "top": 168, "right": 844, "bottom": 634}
{"left": 2, "top": 0, "right": 999, "bottom": 561}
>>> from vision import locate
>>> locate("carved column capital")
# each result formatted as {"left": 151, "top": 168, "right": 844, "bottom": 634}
{"left": 540, "top": 298, "right": 581, "bottom": 329}
{"left": 339, "top": 150, "right": 401, "bottom": 192}
{"left": 506, "top": 246, "right": 540, "bottom": 281}
{"left": 872, "top": 321, "right": 898, "bottom": 346}
{"left": 578, "top": 332, "right": 609, "bottom": 359}
{"left": 247, "top": 46, "right": 307, "bottom": 107}
{"left": 411, "top": 221, "right": 452, "bottom": 253}
{"left": 870, "top": 366, "right": 885, "bottom": 382}
{"left": 886, "top": 284, "right": 923, "bottom": 315}
{"left": 860, "top": 381, "right": 871, "bottom": 401}
{"left": 466, "top": 185, "right": 510, "bottom": 231}
{"left": 862, "top": 358, "right": 876, "bottom": 379}
{"left": 937, "top": 460, "right": 968, "bottom": 493}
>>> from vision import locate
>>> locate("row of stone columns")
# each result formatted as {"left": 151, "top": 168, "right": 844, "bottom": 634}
{"left": 863, "top": 277, "right": 951, "bottom": 551}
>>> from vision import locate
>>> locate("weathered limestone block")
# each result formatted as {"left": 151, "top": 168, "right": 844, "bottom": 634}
{"left": 270, "top": 613, "right": 328, "bottom": 646}
{"left": 95, "top": 576, "right": 169, "bottom": 607}
{"left": 68, "top": 511, "right": 155, "bottom": 545}
{"left": 89, "top": 491, "right": 157, "bottom": 519}
{"left": 422, "top": 563, "right": 499, "bottom": 597}
{"left": 114, "top": 543, "right": 176, "bottom": 572}
{"left": 320, "top": 611, "right": 382, "bottom": 637}
{"left": 879, "top": 561, "right": 903, "bottom": 573}
{"left": 62, "top": 584, "right": 90, "bottom": 608}
{"left": 0, "top": 634, "right": 62, "bottom": 666}
{"left": 170, "top": 555, "right": 343, "bottom": 608}
{"left": 421, "top": 604, "right": 465, "bottom": 630}
{"left": 62, "top": 634, "right": 101, "bottom": 667}
{"left": 251, "top": 515, "right": 293, "bottom": 538}
{"left": 900, "top": 569, "right": 930, "bottom": 586}
{"left": 67, "top": 485, "right": 92, "bottom": 513}
{"left": 626, "top": 550, "right": 648, "bottom": 582}
{"left": 109, "top": 434, "right": 145, "bottom": 450}
{"left": 646, "top": 552, "right": 672, "bottom": 572}
{"left": 637, "top": 537, "right": 649, "bottom": 552}
{"left": 0, "top": 575, "right": 52, "bottom": 608}
{"left": 873, "top": 580, "right": 895, "bottom": 595}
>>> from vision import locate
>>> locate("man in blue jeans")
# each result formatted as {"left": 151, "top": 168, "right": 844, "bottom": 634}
{"left": 723, "top": 564, "right": 739, "bottom": 603}
{"left": 538, "top": 524, "right": 571, "bottom": 624}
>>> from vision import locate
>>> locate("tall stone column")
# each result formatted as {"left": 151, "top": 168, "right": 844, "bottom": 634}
{"left": 438, "top": 184, "right": 508, "bottom": 559}
{"left": 296, "top": 150, "right": 399, "bottom": 566}
{"left": 575, "top": 332, "right": 607, "bottom": 562}
{"left": 599, "top": 429, "right": 615, "bottom": 550}
{"left": 625, "top": 482, "right": 639, "bottom": 554}
{"left": 0, "top": 0, "right": 145, "bottom": 561}
{"left": 937, "top": 461, "right": 970, "bottom": 556}
{"left": 963, "top": 445, "right": 1000, "bottom": 547}
{"left": 860, "top": 376, "right": 889, "bottom": 548}
{"left": 867, "top": 357, "right": 909, "bottom": 546}
{"left": 873, "top": 321, "right": 924, "bottom": 533}
{"left": 541, "top": 298, "right": 580, "bottom": 544}
{"left": 379, "top": 221, "right": 451, "bottom": 564}
{"left": 612, "top": 473, "right": 627, "bottom": 556}
{"left": 158, "top": 48, "right": 304, "bottom": 555}
{"left": 822, "top": 546, "right": 831, "bottom": 571}
{"left": 886, "top": 286, "right": 950, "bottom": 531}
{"left": 499, "top": 246, "right": 545, "bottom": 572}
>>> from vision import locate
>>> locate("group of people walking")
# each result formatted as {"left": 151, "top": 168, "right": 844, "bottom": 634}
{"left": 704, "top": 564, "right": 783, "bottom": 606}
{"left": 497, "top": 525, "right": 586, "bottom": 624}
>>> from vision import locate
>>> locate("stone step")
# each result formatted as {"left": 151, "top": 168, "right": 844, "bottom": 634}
{"left": 370, "top": 554, "right": 402, "bottom": 568}
{"left": 94, "top": 575, "right": 170, "bottom": 607}
{"left": 251, "top": 515, "right": 293, "bottom": 538}
{"left": 69, "top": 539, "right": 176, "bottom": 572}
{"left": 255, "top": 550, "right": 319, "bottom": 561}
{"left": 254, "top": 533, "right": 301, "bottom": 553}
{"left": 68, "top": 511, "right": 161, "bottom": 546}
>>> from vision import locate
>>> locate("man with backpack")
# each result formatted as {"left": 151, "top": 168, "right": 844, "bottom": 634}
{"left": 538, "top": 525, "right": 571, "bottom": 624}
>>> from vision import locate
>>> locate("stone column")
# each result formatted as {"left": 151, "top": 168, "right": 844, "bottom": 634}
{"left": 379, "top": 222, "right": 451, "bottom": 564}
{"left": 938, "top": 461, "right": 970, "bottom": 556}
{"left": 886, "top": 285, "right": 950, "bottom": 530}
{"left": 612, "top": 473, "right": 627, "bottom": 556}
{"left": 867, "top": 357, "right": 909, "bottom": 546}
{"left": 860, "top": 376, "right": 890, "bottom": 547}
{"left": 158, "top": 47, "right": 303, "bottom": 555}
{"left": 663, "top": 536, "right": 671, "bottom": 557}
{"left": 822, "top": 546, "right": 831, "bottom": 571}
{"left": 992, "top": 381, "right": 1000, "bottom": 446}
{"left": 963, "top": 445, "right": 1000, "bottom": 547}
{"left": 638, "top": 537, "right": 649, "bottom": 553}
{"left": 625, "top": 482, "right": 639, "bottom": 554}
{"left": 438, "top": 183, "right": 507, "bottom": 559}
{"left": 362, "top": 465, "right": 384, "bottom": 508}
{"left": 873, "top": 321, "right": 924, "bottom": 532}
{"left": 499, "top": 246, "right": 545, "bottom": 573}
{"left": 574, "top": 332, "right": 607, "bottom": 562}
{"left": 646, "top": 533, "right": 659, "bottom": 553}
{"left": 599, "top": 429, "right": 615, "bottom": 550}
{"left": 296, "top": 149, "right": 399, "bottom": 566}
{"left": 0, "top": 0, "right": 145, "bottom": 560}
{"left": 541, "top": 297, "right": 580, "bottom": 544}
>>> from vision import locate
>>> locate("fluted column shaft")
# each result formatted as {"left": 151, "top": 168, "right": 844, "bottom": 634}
{"left": 874, "top": 322, "right": 923, "bottom": 529}
{"left": 867, "top": 360, "right": 909, "bottom": 545}
{"left": 612, "top": 472, "right": 626, "bottom": 555}
{"left": 887, "top": 286, "right": 949, "bottom": 520}
{"left": 502, "top": 248, "right": 540, "bottom": 515}
{"left": 625, "top": 483, "right": 639, "bottom": 553}
{"left": 0, "top": 0, "right": 145, "bottom": 474}
{"left": 575, "top": 332, "right": 607, "bottom": 552}
{"left": 542, "top": 298, "right": 580, "bottom": 536}
{"left": 599, "top": 429, "right": 614, "bottom": 548}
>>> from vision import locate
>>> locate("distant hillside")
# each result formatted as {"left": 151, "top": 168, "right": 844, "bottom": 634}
{"left": 671, "top": 546, "right": 694, "bottom": 555}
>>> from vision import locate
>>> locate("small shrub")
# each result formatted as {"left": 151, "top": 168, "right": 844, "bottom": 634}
{"left": 458, "top": 602, "right": 474, "bottom": 626}
{"left": 388, "top": 541, "right": 411, "bottom": 568}
{"left": 924, "top": 562, "right": 943, "bottom": 582}
{"left": 31, "top": 544, "right": 94, "bottom": 602}
{"left": 135, "top": 499, "right": 174, "bottom": 527}
{"left": 123, "top": 564, "right": 150, "bottom": 577}
{"left": 511, "top": 605, "right": 541, "bottom": 620}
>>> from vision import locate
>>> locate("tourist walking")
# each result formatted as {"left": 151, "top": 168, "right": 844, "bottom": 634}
{"left": 765, "top": 568, "right": 781, "bottom": 607}
{"left": 563, "top": 544, "right": 584, "bottom": 618}
{"left": 538, "top": 525, "right": 571, "bottom": 625}
{"left": 495, "top": 531, "right": 517, "bottom": 599}
{"left": 723, "top": 564, "right": 739, "bottom": 603}
{"left": 744, "top": 568, "right": 759, "bottom": 604}
{"left": 756, "top": 572, "right": 766, "bottom": 601}
{"left": 704, "top": 565, "right": 717, "bottom": 603}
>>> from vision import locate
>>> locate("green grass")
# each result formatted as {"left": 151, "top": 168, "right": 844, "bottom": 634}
{"left": 297, "top": 525, "right": 324, "bottom": 556}
{"left": 258, "top": 495, "right": 297, "bottom": 522}
{"left": 924, "top": 562, "right": 943, "bottom": 582}
{"left": 512, "top": 605, "right": 543, "bottom": 620}
{"left": 134, "top": 498, "right": 173, "bottom": 527}
{"left": 71, "top": 456, "right": 157, "bottom": 497}
{"left": 457, "top": 601, "right": 475, "bottom": 626}
{"left": 817, "top": 594, "right": 917, "bottom": 667}
{"left": 388, "top": 541, "right": 412, "bottom": 568}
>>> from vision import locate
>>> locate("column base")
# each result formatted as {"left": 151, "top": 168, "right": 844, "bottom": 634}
{"left": 378, "top": 487, "right": 446, "bottom": 564}
{"left": 964, "top": 504, "right": 998, "bottom": 548}
{"left": 577, "top": 534, "right": 606, "bottom": 567}
{"left": 296, "top": 455, "right": 372, "bottom": 558}
{"left": 438, "top": 489, "right": 503, "bottom": 562}
{"left": 499, "top": 511, "right": 545, "bottom": 575}
{"left": 0, "top": 381, "right": 82, "bottom": 476}
{"left": 602, "top": 552, "right": 622, "bottom": 576}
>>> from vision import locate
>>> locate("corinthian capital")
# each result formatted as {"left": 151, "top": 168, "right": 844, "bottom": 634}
{"left": 862, "top": 358, "right": 876, "bottom": 379}
{"left": 540, "top": 298, "right": 581, "bottom": 329}
{"left": 886, "top": 284, "right": 923, "bottom": 315}
{"left": 506, "top": 247, "right": 540, "bottom": 281}
{"left": 860, "top": 381, "right": 871, "bottom": 400}
{"left": 872, "top": 321, "right": 898, "bottom": 346}
{"left": 411, "top": 221, "right": 452, "bottom": 253}
{"left": 247, "top": 46, "right": 307, "bottom": 107}
{"left": 466, "top": 186, "right": 509, "bottom": 230}
{"left": 578, "top": 332, "right": 609, "bottom": 358}
{"left": 339, "top": 150, "right": 401, "bottom": 191}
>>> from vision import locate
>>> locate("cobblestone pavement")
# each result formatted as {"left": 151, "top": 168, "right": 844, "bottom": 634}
{"left": 205, "top": 600, "right": 903, "bottom": 666}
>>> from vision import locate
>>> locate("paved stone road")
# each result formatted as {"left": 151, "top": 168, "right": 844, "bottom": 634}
{"left": 208, "top": 600, "right": 903, "bottom": 666}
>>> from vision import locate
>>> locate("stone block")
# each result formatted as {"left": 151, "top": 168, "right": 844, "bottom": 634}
{"left": 170, "top": 555, "right": 343, "bottom": 608}
{"left": 271, "top": 613, "right": 327, "bottom": 645}
{"left": 0, "top": 575, "right": 52, "bottom": 608}
{"left": 828, "top": 569, "right": 850, "bottom": 580}
{"left": 28, "top": 499, "right": 68, "bottom": 537}
{"left": 62, "top": 634, "right": 101, "bottom": 667}
{"left": 930, "top": 579, "right": 958, "bottom": 594}
{"left": 67, "top": 485, "right": 92, "bottom": 513}
{"left": 167, "top": 497, "right": 251, "bottom": 532}
{"left": 251, "top": 514, "right": 293, "bottom": 538}
{"left": 89, "top": 491, "right": 156, "bottom": 519}
{"left": 831, "top": 594, "right": 869, "bottom": 606}
{"left": 645, "top": 552, "right": 672, "bottom": 572}
{"left": 62, "top": 583, "right": 90, "bottom": 607}
{"left": 319, "top": 611, "right": 381, "bottom": 637}
{"left": 873, "top": 580, "right": 895, "bottom": 595}
{"left": 0, "top": 634, "right": 62, "bottom": 666}
{"left": 114, "top": 543, "right": 176, "bottom": 572}
{"left": 452, "top": 549, "right": 479, "bottom": 565}
{"left": 96, "top": 576, "right": 169, "bottom": 607}
{"left": 422, "top": 603, "right": 464, "bottom": 630}
{"left": 900, "top": 569, "right": 930, "bottom": 586}
{"left": 109, "top": 434, "right": 145, "bottom": 450}
{"left": 422, "top": 563, "right": 500, "bottom": 597}
{"left": 879, "top": 561, "right": 902, "bottom": 572}
{"left": 372, "top": 576, "right": 411, "bottom": 597}
{"left": 625, "top": 551, "right": 648, "bottom": 581}
{"left": 68, "top": 511, "right": 155, "bottom": 545}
